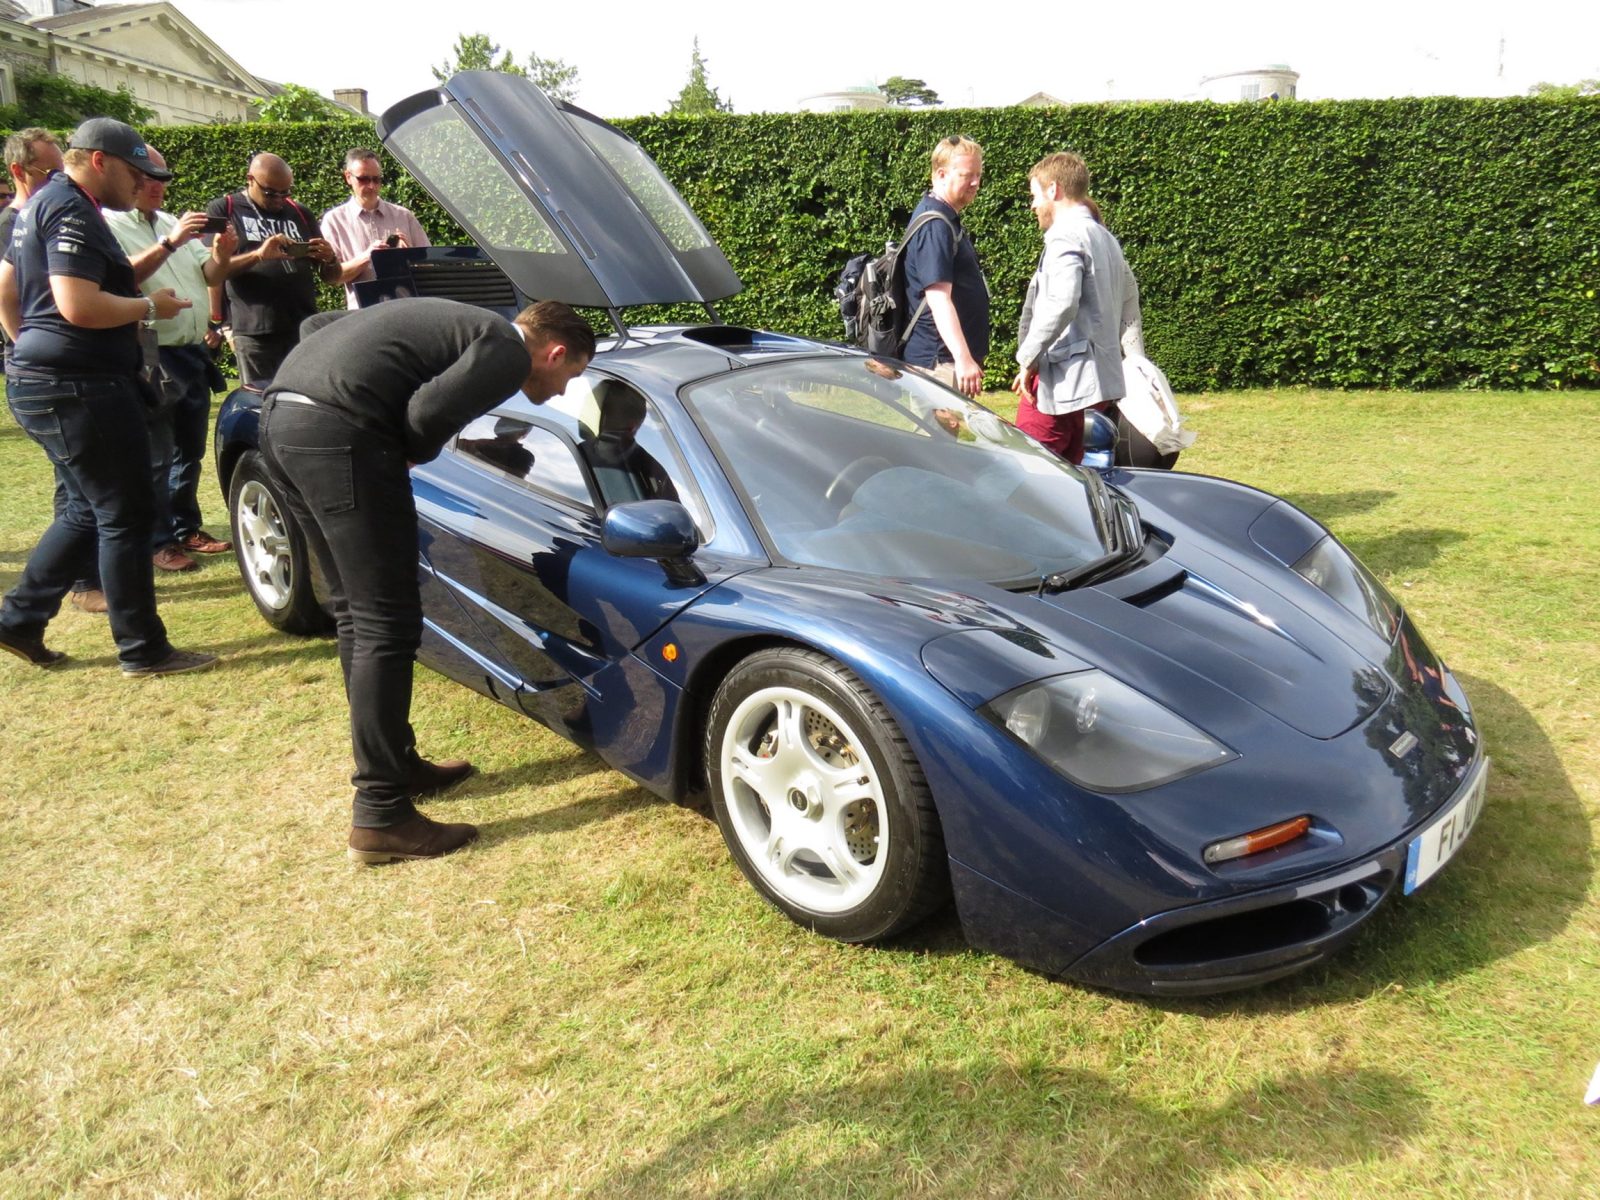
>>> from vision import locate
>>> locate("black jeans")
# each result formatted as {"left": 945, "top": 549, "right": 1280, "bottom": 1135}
{"left": 232, "top": 331, "right": 299, "bottom": 390}
{"left": 159, "top": 344, "right": 215, "bottom": 541}
{"left": 3, "top": 373, "right": 172, "bottom": 666}
{"left": 261, "top": 395, "right": 422, "bottom": 828}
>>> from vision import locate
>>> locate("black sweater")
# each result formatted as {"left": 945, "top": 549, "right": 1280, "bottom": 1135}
{"left": 269, "top": 297, "right": 530, "bottom": 464}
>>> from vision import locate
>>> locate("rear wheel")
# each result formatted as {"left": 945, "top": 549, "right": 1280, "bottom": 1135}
{"left": 706, "top": 647, "right": 949, "bottom": 942}
{"left": 228, "top": 450, "right": 330, "bottom": 634}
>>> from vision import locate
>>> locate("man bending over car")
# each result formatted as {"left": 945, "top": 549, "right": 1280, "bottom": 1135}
{"left": 262, "top": 297, "right": 594, "bottom": 864}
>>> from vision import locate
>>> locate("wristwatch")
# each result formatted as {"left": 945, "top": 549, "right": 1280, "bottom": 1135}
{"left": 142, "top": 295, "right": 157, "bottom": 323}
{"left": 159, "top": 237, "right": 176, "bottom": 253}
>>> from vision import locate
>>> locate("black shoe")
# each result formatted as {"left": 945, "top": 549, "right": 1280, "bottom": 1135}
{"left": 348, "top": 813, "right": 480, "bottom": 864}
{"left": 0, "top": 626, "right": 65, "bottom": 667}
{"left": 407, "top": 757, "right": 476, "bottom": 798}
{"left": 122, "top": 648, "right": 219, "bottom": 678}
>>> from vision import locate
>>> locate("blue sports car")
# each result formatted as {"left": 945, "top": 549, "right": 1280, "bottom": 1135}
{"left": 215, "top": 72, "right": 1485, "bottom": 994}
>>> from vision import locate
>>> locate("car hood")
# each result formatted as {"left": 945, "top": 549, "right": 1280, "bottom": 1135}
{"left": 901, "top": 540, "right": 1391, "bottom": 742}
{"left": 377, "top": 71, "right": 742, "bottom": 310}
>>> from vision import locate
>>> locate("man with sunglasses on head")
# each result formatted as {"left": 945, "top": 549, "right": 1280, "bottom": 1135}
{"left": 0, "top": 118, "right": 216, "bottom": 676}
{"left": 901, "top": 134, "right": 990, "bottom": 397}
{"left": 206, "top": 152, "right": 341, "bottom": 387}
{"left": 320, "top": 147, "right": 429, "bottom": 309}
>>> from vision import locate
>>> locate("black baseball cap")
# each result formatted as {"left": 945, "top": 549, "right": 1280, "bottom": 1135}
{"left": 67, "top": 117, "right": 172, "bottom": 181}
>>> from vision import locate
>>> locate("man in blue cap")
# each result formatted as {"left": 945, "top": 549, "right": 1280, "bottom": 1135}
{"left": 0, "top": 118, "right": 218, "bottom": 676}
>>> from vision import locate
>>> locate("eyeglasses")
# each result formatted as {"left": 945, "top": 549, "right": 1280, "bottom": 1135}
{"left": 350, "top": 173, "right": 383, "bottom": 185}
{"left": 250, "top": 177, "right": 292, "bottom": 198}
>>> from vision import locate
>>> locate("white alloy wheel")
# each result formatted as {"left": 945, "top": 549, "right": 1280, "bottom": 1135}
{"left": 235, "top": 476, "right": 295, "bottom": 614}
{"left": 718, "top": 683, "right": 889, "bottom": 914}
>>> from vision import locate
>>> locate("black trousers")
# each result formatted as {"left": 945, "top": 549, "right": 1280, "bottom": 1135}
{"left": 260, "top": 395, "right": 422, "bottom": 827}
{"left": 232, "top": 331, "right": 299, "bottom": 390}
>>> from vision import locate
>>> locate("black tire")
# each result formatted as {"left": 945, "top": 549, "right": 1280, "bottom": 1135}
{"left": 705, "top": 647, "right": 949, "bottom": 942}
{"left": 227, "top": 450, "right": 330, "bottom": 635}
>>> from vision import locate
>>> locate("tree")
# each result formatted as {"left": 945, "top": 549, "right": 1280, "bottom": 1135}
{"left": 252, "top": 83, "right": 341, "bottom": 122}
{"left": 668, "top": 38, "right": 732, "bottom": 116}
{"left": 0, "top": 69, "right": 153, "bottom": 129}
{"left": 433, "top": 32, "right": 580, "bottom": 104}
{"left": 1527, "top": 78, "right": 1599, "bottom": 99}
{"left": 881, "top": 76, "right": 942, "bottom": 107}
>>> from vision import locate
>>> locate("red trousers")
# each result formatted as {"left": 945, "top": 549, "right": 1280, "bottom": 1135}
{"left": 1015, "top": 396, "right": 1086, "bottom": 464}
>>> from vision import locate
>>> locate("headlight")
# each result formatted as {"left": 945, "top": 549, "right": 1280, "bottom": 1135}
{"left": 1293, "top": 536, "right": 1400, "bottom": 638}
{"left": 983, "top": 671, "right": 1235, "bottom": 792}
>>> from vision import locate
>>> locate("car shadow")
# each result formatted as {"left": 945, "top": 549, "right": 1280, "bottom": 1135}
{"left": 1147, "top": 672, "right": 1592, "bottom": 1013}
{"left": 1340, "top": 528, "right": 1468, "bottom": 576}
{"left": 1279, "top": 488, "right": 1396, "bottom": 522}
{"left": 588, "top": 1063, "right": 1426, "bottom": 1198}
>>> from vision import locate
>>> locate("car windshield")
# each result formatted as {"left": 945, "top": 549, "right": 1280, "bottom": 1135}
{"left": 684, "top": 357, "right": 1115, "bottom": 586}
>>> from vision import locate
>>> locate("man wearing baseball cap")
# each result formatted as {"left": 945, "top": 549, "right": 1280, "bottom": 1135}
{"left": 0, "top": 117, "right": 217, "bottom": 677}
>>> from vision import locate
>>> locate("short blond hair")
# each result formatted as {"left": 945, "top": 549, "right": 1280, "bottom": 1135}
{"left": 931, "top": 134, "right": 983, "bottom": 178}
{"left": 1029, "top": 152, "right": 1090, "bottom": 202}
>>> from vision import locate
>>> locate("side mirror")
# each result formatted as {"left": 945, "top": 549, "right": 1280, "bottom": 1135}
{"left": 601, "top": 500, "right": 703, "bottom": 585}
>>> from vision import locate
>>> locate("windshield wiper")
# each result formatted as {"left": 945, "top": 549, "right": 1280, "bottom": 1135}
{"left": 1040, "top": 494, "right": 1146, "bottom": 594}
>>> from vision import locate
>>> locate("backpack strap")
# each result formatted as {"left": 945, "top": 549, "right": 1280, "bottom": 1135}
{"left": 897, "top": 209, "right": 960, "bottom": 348}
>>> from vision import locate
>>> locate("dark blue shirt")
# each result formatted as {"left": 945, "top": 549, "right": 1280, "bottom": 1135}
{"left": 901, "top": 193, "right": 989, "bottom": 369}
{"left": 4, "top": 172, "right": 141, "bottom": 377}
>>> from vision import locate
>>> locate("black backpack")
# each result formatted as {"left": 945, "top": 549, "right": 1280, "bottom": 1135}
{"left": 834, "top": 209, "right": 957, "bottom": 356}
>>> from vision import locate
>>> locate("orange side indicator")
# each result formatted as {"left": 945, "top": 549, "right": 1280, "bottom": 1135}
{"left": 662, "top": 643, "right": 679, "bottom": 663}
{"left": 1203, "top": 816, "right": 1312, "bottom": 865}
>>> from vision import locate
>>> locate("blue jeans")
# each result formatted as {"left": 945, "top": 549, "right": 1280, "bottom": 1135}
{"left": 3, "top": 374, "right": 172, "bottom": 666}
{"left": 160, "top": 345, "right": 214, "bottom": 541}
{"left": 50, "top": 465, "right": 102, "bottom": 593}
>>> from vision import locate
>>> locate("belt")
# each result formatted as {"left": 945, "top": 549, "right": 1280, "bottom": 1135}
{"left": 268, "top": 391, "right": 319, "bottom": 407}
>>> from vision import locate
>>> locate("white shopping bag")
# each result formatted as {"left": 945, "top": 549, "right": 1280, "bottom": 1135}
{"left": 1121, "top": 353, "right": 1197, "bottom": 456}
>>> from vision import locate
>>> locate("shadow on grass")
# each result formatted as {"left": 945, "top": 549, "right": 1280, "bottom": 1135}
{"left": 593, "top": 1063, "right": 1426, "bottom": 1198}
{"left": 1157, "top": 673, "right": 1592, "bottom": 1014}
{"left": 1342, "top": 528, "right": 1468, "bottom": 575}
{"left": 1280, "top": 488, "right": 1396, "bottom": 522}
{"left": 477, "top": 782, "right": 666, "bottom": 845}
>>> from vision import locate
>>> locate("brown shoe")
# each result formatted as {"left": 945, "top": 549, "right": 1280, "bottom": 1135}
{"left": 180, "top": 530, "right": 233, "bottom": 554}
{"left": 70, "top": 588, "right": 108, "bottom": 614}
{"left": 348, "top": 813, "right": 480, "bottom": 864}
{"left": 408, "top": 757, "right": 476, "bottom": 798}
{"left": 153, "top": 544, "right": 199, "bottom": 572}
{"left": 0, "top": 626, "right": 65, "bottom": 666}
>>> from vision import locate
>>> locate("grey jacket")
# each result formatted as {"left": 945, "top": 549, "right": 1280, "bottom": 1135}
{"left": 1014, "top": 205, "right": 1143, "bottom": 414}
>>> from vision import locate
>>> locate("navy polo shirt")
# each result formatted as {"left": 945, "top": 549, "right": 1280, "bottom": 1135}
{"left": 4, "top": 172, "right": 141, "bottom": 377}
{"left": 900, "top": 193, "right": 989, "bottom": 369}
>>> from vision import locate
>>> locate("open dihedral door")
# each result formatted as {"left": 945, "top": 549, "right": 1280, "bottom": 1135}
{"left": 377, "top": 70, "right": 742, "bottom": 314}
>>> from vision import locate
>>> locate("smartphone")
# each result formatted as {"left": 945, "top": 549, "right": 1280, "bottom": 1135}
{"left": 201, "top": 215, "right": 230, "bottom": 235}
{"left": 383, "top": 233, "right": 401, "bottom": 248}
{"left": 283, "top": 240, "right": 316, "bottom": 258}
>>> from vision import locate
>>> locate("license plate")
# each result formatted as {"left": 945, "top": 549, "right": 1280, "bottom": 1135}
{"left": 1404, "top": 757, "right": 1489, "bottom": 894}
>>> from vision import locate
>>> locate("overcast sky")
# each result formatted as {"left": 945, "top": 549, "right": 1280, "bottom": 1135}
{"left": 172, "top": 0, "right": 1597, "bottom": 119}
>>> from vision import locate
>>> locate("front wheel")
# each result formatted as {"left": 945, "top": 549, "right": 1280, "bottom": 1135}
{"left": 228, "top": 450, "right": 330, "bottom": 634}
{"left": 705, "top": 647, "right": 949, "bottom": 942}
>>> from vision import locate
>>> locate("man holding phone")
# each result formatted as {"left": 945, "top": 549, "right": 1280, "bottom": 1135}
{"left": 107, "top": 144, "right": 239, "bottom": 568}
{"left": 206, "top": 153, "right": 340, "bottom": 386}
{"left": 320, "top": 147, "right": 429, "bottom": 308}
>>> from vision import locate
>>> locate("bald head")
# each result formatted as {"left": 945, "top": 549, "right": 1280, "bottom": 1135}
{"left": 247, "top": 153, "right": 293, "bottom": 211}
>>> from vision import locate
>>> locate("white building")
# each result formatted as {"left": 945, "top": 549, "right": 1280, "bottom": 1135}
{"left": 1198, "top": 65, "right": 1300, "bottom": 103}
{"left": 797, "top": 86, "right": 887, "bottom": 114}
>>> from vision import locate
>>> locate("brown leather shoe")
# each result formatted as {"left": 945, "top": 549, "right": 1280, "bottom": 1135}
{"left": 348, "top": 813, "right": 480, "bottom": 864}
{"left": 70, "top": 588, "right": 108, "bottom": 614}
{"left": 0, "top": 626, "right": 65, "bottom": 666}
{"left": 152, "top": 544, "right": 199, "bottom": 572}
{"left": 180, "top": 530, "right": 233, "bottom": 554}
{"left": 408, "top": 757, "right": 476, "bottom": 798}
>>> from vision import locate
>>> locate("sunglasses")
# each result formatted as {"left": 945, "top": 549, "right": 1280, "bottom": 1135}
{"left": 249, "top": 175, "right": 292, "bottom": 198}
{"left": 349, "top": 173, "right": 383, "bottom": 185}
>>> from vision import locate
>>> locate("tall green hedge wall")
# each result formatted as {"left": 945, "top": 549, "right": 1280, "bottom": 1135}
{"left": 51, "top": 96, "right": 1600, "bottom": 389}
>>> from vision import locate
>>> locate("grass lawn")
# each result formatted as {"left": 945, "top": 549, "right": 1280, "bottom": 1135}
{"left": 1, "top": 386, "right": 1596, "bottom": 1197}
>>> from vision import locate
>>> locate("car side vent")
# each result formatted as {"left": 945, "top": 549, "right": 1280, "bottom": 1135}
{"left": 409, "top": 258, "right": 519, "bottom": 309}
{"left": 1119, "top": 569, "right": 1188, "bottom": 607}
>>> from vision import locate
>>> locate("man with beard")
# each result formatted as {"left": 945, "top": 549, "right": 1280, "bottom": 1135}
{"left": 1012, "top": 152, "right": 1142, "bottom": 465}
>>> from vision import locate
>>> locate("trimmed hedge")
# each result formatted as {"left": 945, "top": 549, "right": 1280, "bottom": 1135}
{"left": 32, "top": 95, "right": 1600, "bottom": 389}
